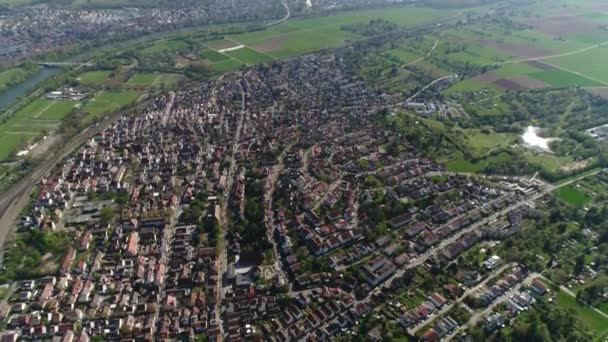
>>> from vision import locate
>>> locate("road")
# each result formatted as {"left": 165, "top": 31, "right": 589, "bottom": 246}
{"left": 0, "top": 99, "right": 150, "bottom": 260}
{"left": 267, "top": 0, "right": 290, "bottom": 27}
{"left": 263, "top": 143, "right": 293, "bottom": 285}
{"left": 498, "top": 41, "right": 608, "bottom": 66}
{"left": 403, "top": 30, "right": 446, "bottom": 67}
{"left": 213, "top": 77, "right": 248, "bottom": 336}
{"left": 406, "top": 74, "right": 456, "bottom": 102}
{"left": 355, "top": 189, "right": 548, "bottom": 309}
{"left": 408, "top": 262, "right": 516, "bottom": 335}
{"left": 446, "top": 273, "right": 537, "bottom": 341}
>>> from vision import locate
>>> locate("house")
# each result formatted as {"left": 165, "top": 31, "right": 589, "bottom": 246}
{"left": 483, "top": 255, "right": 502, "bottom": 270}
{"left": 530, "top": 279, "right": 548, "bottom": 296}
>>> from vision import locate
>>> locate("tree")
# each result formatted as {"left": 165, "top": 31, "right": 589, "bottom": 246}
{"left": 100, "top": 206, "right": 115, "bottom": 224}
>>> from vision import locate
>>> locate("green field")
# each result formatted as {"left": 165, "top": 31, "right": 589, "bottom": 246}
{"left": 82, "top": 91, "right": 141, "bottom": 118}
{"left": 547, "top": 47, "right": 608, "bottom": 84}
{"left": 555, "top": 185, "right": 592, "bottom": 207}
{"left": 127, "top": 73, "right": 182, "bottom": 87}
{"left": 209, "top": 59, "right": 244, "bottom": 73}
{"left": 443, "top": 79, "right": 501, "bottom": 96}
{"left": 224, "top": 47, "right": 273, "bottom": 65}
{"left": 199, "top": 48, "right": 230, "bottom": 62}
{"left": 494, "top": 63, "right": 543, "bottom": 77}
{"left": 465, "top": 130, "right": 518, "bottom": 155}
{"left": 77, "top": 70, "right": 112, "bottom": 86}
{"left": 230, "top": 6, "right": 452, "bottom": 58}
{"left": 555, "top": 290, "right": 608, "bottom": 339}
{"left": 446, "top": 152, "right": 511, "bottom": 173}
{"left": 530, "top": 69, "right": 603, "bottom": 87}
{"left": 0, "top": 98, "right": 76, "bottom": 160}
{"left": 140, "top": 38, "right": 188, "bottom": 54}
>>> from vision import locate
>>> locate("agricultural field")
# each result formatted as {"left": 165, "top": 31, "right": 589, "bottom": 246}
{"left": 199, "top": 48, "right": 230, "bottom": 63}
{"left": 77, "top": 70, "right": 112, "bottom": 86}
{"left": 224, "top": 47, "right": 273, "bottom": 65}
{"left": 546, "top": 47, "right": 608, "bottom": 85}
{"left": 0, "top": 99, "right": 76, "bottom": 160}
{"left": 229, "top": 6, "right": 453, "bottom": 59}
{"left": 82, "top": 90, "right": 141, "bottom": 119}
{"left": 126, "top": 73, "right": 182, "bottom": 88}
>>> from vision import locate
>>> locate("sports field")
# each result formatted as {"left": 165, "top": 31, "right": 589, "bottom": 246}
{"left": 77, "top": 70, "right": 112, "bottom": 86}
{"left": 0, "top": 99, "right": 76, "bottom": 160}
{"left": 82, "top": 90, "right": 141, "bottom": 119}
{"left": 555, "top": 185, "right": 592, "bottom": 207}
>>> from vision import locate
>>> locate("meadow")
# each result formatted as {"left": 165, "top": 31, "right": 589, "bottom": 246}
{"left": 224, "top": 47, "right": 273, "bottom": 65}
{"left": 127, "top": 73, "right": 182, "bottom": 87}
{"left": 229, "top": 6, "right": 453, "bottom": 59}
{"left": 77, "top": 70, "right": 112, "bottom": 86}
{"left": 82, "top": 90, "right": 141, "bottom": 119}
{"left": 555, "top": 290, "right": 608, "bottom": 340}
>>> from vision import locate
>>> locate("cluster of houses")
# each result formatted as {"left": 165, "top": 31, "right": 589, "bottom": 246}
{"left": 483, "top": 279, "right": 548, "bottom": 333}
{"left": 0, "top": 0, "right": 285, "bottom": 61}
{"left": 473, "top": 265, "right": 529, "bottom": 307}
{"left": 398, "top": 292, "right": 450, "bottom": 330}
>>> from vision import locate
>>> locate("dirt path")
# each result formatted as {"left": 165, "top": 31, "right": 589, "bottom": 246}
{"left": 498, "top": 41, "right": 608, "bottom": 66}
{"left": 403, "top": 30, "right": 446, "bottom": 67}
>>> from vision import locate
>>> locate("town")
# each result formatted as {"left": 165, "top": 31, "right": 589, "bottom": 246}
{"left": 0, "top": 48, "right": 563, "bottom": 341}
{"left": 1, "top": 0, "right": 608, "bottom": 341}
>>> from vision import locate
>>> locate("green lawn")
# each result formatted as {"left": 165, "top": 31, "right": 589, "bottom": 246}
{"left": 82, "top": 90, "right": 141, "bottom": 118}
{"left": 224, "top": 47, "right": 273, "bottom": 65}
{"left": 77, "top": 70, "right": 112, "bottom": 86}
{"left": 555, "top": 185, "right": 592, "bottom": 207}
{"left": 555, "top": 290, "right": 608, "bottom": 340}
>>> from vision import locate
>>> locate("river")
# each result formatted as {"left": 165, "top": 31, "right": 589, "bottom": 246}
{"left": 0, "top": 67, "right": 63, "bottom": 110}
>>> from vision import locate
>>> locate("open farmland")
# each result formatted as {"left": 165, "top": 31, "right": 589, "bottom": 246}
{"left": 126, "top": 73, "right": 182, "bottom": 87}
{"left": 224, "top": 47, "right": 273, "bottom": 65}
{"left": 82, "top": 90, "right": 141, "bottom": 119}
{"left": 229, "top": 6, "right": 453, "bottom": 58}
